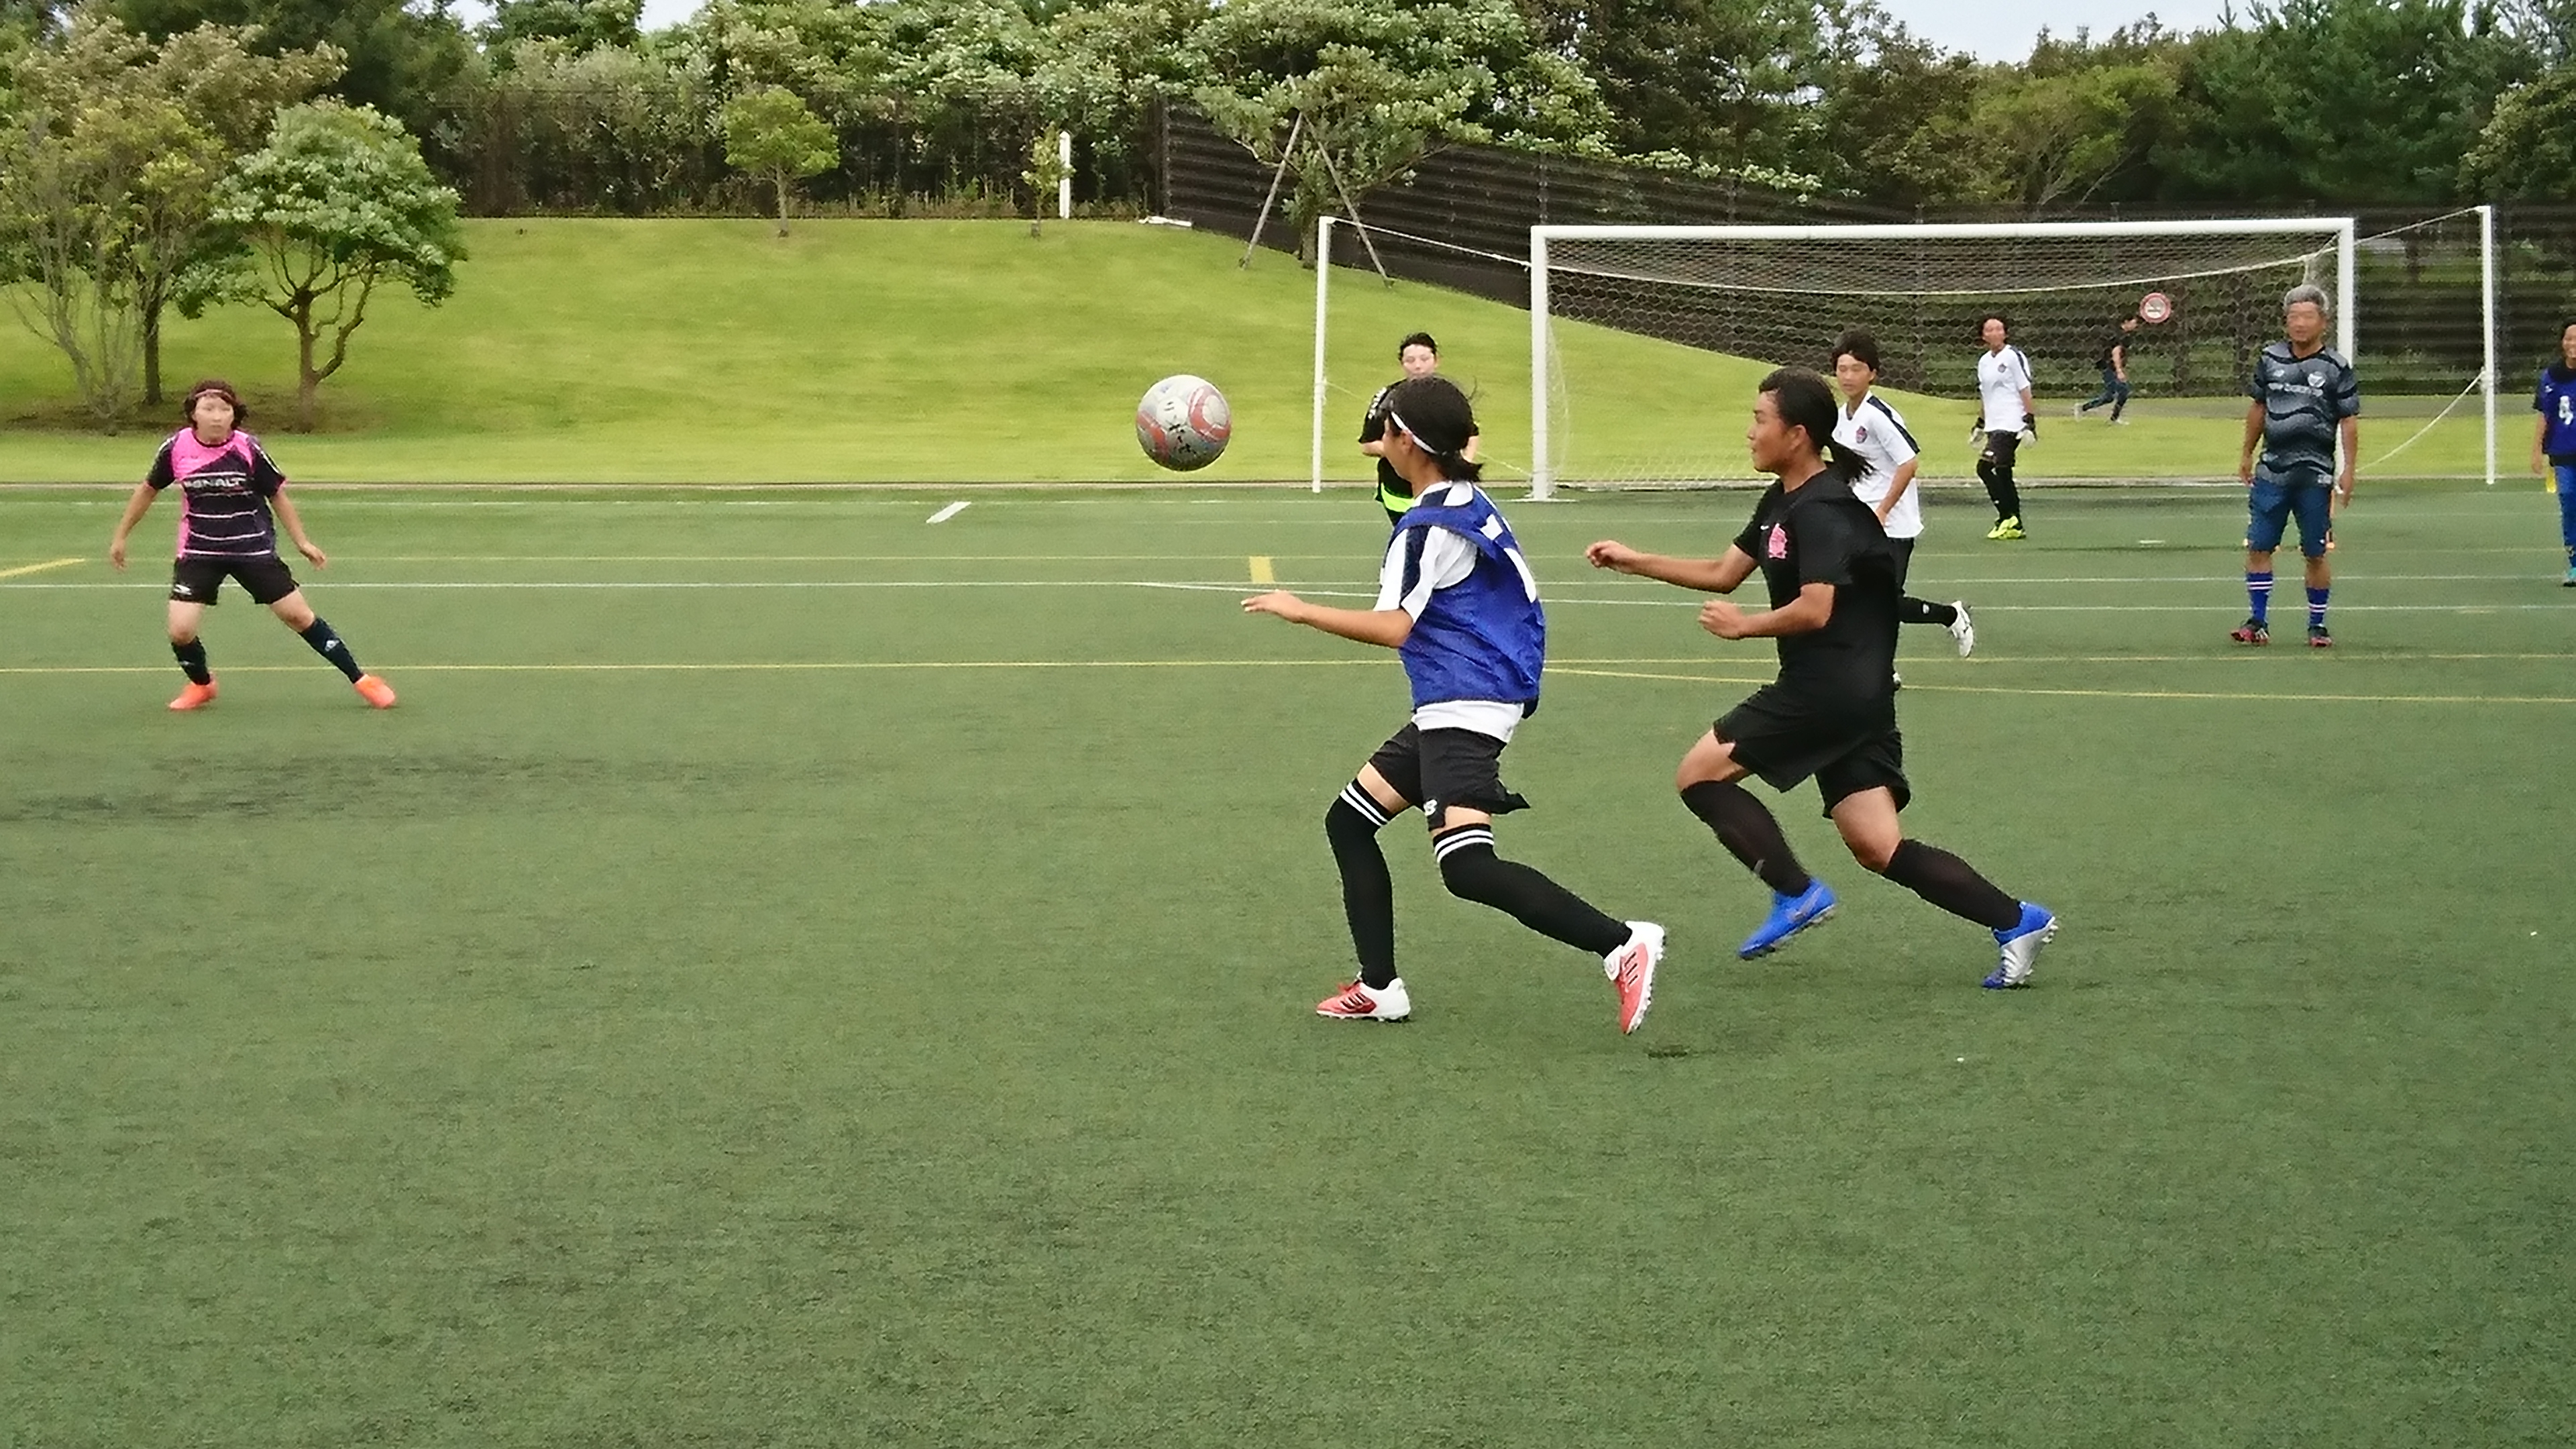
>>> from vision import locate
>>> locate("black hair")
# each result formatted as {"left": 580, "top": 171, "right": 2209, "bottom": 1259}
{"left": 1830, "top": 329, "right": 1880, "bottom": 373}
{"left": 1397, "top": 331, "right": 1438, "bottom": 360}
{"left": 1757, "top": 366, "right": 1855, "bottom": 485}
{"left": 1978, "top": 312, "right": 2011, "bottom": 337}
{"left": 1381, "top": 374, "right": 1481, "bottom": 483}
{"left": 182, "top": 378, "right": 247, "bottom": 426}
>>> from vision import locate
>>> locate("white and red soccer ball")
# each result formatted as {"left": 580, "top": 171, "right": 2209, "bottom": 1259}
{"left": 1135, "top": 374, "right": 1232, "bottom": 472}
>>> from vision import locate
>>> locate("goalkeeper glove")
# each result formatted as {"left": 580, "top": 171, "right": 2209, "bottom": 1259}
{"left": 1968, "top": 421, "right": 1986, "bottom": 446}
{"left": 2019, "top": 413, "right": 2038, "bottom": 444}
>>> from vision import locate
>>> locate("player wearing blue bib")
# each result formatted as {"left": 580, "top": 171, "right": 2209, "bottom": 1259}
{"left": 2233, "top": 284, "right": 2359, "bottom": 648}
{"left": 2528, "top": 319, "right": 2576, "bottom": 587}
{"left": 1245, "top": 375, "right": 1665, "bottom": 1033}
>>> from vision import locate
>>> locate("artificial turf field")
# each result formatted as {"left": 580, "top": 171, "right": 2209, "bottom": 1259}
{"left": 4, "top": 480, "right": 2572, "bottom": 1446}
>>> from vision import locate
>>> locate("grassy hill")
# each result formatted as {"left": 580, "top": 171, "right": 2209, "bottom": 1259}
{"left": 0, "top": 219, "right": 2492, "bottom": 484}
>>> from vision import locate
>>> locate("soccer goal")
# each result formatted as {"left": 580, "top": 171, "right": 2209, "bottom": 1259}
{"left": 1527, "top": 211, "right": 2499, "bottom": 498}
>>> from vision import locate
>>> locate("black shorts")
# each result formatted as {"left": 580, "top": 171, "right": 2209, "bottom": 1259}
{"left": 1980, "top": 431, "right": 2021, "bottom": 470}
{"left": 170, "top": 555, "right": 298, "bottom": 606}
{"left": 1715, "top": 686, "right": 1911, "bottom": 816}
{"left": 1366, "top": 724, "right": 1529, "bottom": 830}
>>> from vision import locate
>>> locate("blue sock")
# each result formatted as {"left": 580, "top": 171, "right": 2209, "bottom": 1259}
{"left": 298, "top": 616, "right": 364, "bottom": 682}
{"left": 2246, "top": 571, "right": 2273, "bottom": 623}
{"left": 2307, "top": 587, "right": 2328, "bottom": 629}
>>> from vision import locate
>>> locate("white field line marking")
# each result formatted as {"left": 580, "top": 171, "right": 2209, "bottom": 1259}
{"left": 0, "top": 556, "right": 86, "bottom": 580}
{"left": 926, "top": 501, "right": 971, "bottom": 524}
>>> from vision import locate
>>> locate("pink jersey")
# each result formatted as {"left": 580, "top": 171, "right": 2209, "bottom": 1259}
{"left": 146, "top": 429, "right": 288, "bottom": 559}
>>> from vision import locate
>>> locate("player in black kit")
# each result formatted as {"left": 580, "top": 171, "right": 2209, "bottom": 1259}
{"left": 1584, "top": 366, "right": 2058, "bottom": 988}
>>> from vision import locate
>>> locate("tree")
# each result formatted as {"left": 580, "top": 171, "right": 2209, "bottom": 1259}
{"left": 1939, "top": 55, "right": 2180, "bottom": 213}
{"left": 722, "top": 85, "right": 836, "bottom": 234}
{"left": 1189, "top": 0, "right": 1610, "bottom": 260}
{"left": 182, "top": 101, "right": 466, "bottom": 430}
{"left": 109, "top": 1, "right": 475, "bottom": 141}
{"left": 1518, "top": 0, "right": 1829, "bottom": 172}
{"left": 482, "top": 0, "right": 644, "bottom": 57}
{"left": 2463, "top": 67, "right": 2576, "bottom": 199}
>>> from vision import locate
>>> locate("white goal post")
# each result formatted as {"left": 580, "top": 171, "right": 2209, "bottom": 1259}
{"left": 1526, "top": 214, "right": 2500, "bottom": 498}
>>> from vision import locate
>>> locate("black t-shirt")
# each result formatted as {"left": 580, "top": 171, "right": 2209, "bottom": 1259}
{"left": 2095, "top": 329, "right": 2133, "bottom": 367}
{"left": 1360, "top": 379, "right": 1480, "bottom": 508}
{"left": 1730, "top": 468, "right": 1901, "bottom": 703}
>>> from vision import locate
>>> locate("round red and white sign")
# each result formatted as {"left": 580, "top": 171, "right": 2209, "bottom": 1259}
{"left": 2139, "top": 291, "right": 2174, "bottom": 323}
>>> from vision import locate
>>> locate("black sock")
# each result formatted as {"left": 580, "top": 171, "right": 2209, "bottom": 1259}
{"left": 1994, "top": 467, "right": 2022, "bottom": 520}
{"left": 1878, "top": 839, "right": 2022, "bottom": 931}
{"left": 1678, "top": 780, "right": 1811, "bottom": 896}
{"left": 297, "top": 616, "right": 363, "bottom": 682}
{"left": 1326, "top": 787, "right": 1399, "bottom": 989}
{"left": 1976, "top": 458, "right": 2008, "bottom": 519}
{"left": 172, "top": 639, "right": 210, "bottom": 685}
{"left": 1898, "top": 596, "right": 1958, "bottom": 627}
{"left": 1433, "top": 826, "right": 1629, "bottom": 957}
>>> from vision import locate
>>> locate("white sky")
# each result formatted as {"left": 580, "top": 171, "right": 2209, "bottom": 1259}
{"left": 478, "top": 1, "right": 2248, "bottom": 65}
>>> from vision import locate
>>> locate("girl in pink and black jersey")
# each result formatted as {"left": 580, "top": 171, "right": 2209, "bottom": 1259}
{"left": 106, "top": 380, "right": 396, "bottom": 710}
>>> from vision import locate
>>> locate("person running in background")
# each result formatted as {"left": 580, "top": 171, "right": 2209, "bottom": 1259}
{"left": 107, "top": 379, "right": 397, "bottom": 711}
{"left": 1358, "top": 332, "right": 1481, "bottom": 528}
{"left": 1585, "top": 366, "right": 2057, "bottom": 989}
{"left": 2078, "top": 314, "right": 2141, "bottom": 425}
{"left": 1249, "top": 374, "right": 1664, "bottom": 1032}
{"left": 2232, "top": 284, "right": 2360, "bottom": 648}
{"left": 2528, "top": 317, "right": 2576, "bottom": 588}
{"left": 1830, "top": 330, "right": 1973, "bottom": 657}
{"left": 1972, "top": 314, "right": 2037, "bottom": 540}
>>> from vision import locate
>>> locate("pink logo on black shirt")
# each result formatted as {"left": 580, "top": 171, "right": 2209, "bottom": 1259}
{"left": 1766, "top": 524, "right": 1788, "bottom": 559}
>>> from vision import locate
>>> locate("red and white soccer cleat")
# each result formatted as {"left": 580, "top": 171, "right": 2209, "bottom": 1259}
{"left": 353, "top": 674, "right": 398, "bottom": 708}
{"left": 1316, "top": 977, "right": 1411, "bottom": 1022}
{"left": 1605, "top": 921, "right": 1666, "bottom": 1035}
{"left": 168, "top": 680, "right": 217, "bottom": 711}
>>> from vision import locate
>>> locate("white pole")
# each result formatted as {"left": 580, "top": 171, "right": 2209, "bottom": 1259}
{"left": 1311, "top": 216, "right": 1332, "bottom": 494}
{"left": 1530, "top": 229, "right": 1552, "bottom": 500}
{"left": 2337, "top": 219, "right": 2357, "bottom": 368}
{"left": 1057, "top": 131, "right": 1072, "bottom": 221}
{"left": 2480, "top": 203, "right": 2498, "bottom": 488}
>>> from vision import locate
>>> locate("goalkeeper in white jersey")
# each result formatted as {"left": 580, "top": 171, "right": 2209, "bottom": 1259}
{"left": 1831, "top": 331, "right": 1973, "bottom": 657}
{"left": 1972, "top": 313, "right": 2037, "bottom": 540}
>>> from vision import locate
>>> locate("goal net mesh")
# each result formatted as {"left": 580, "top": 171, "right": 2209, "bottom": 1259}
{"left": 1538, "top": 226, "right": 2352, "bottom": 488}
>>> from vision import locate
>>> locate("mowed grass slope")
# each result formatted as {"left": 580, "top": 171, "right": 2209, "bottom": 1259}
{"left": 0, "top": 218, "right": 2492, "bottom": 483}
{"left": 3, "top": 484, "right": 2571, "bottom": 1446}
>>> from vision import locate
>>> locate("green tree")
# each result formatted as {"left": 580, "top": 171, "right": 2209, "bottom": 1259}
{"left": 1519, "top": 0, "right": 1829, "bottom": 172}
{"left": 2463, "top": 67, "right": 2576, "bottom": 199}
{"left": 1189, "top": 0, "right": 1609, "bottom": 261}
{"left": 109, "top": 1, "right": 474, "bottom": 139}
{"left": 482, "top": 0, "right": 644, "bottom": 57}
{"left": 2159, "top": 0, "right": 2528, "bottom": 205}
{"left": 182, "top": 100, "right": 466, "bottom": 430}
{"left": 722, "top": 85, "right": 837, "bottom": 234}
{"left": 1940, "top": 54, "right": 2180, "bottom": 213}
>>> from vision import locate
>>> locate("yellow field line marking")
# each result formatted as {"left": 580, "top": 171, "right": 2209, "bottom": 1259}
{"left": 1248, "top": 555, "right": 1275, "bottom": 584}
{"left": 0, "top": 556, "right": 85, "bottom": 580}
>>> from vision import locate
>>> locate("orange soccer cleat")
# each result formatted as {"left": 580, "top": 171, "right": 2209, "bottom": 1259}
{"left": 168, "top": 680, "right": 218, "bottom": 711}
{"left": 1605, "top": 922, "right": 1666, "bottom": 1035}
{"left": 352, "top": 674, "right": 398, "bottom": 709}
{"left": 1316, "top": 977, "right": 1410, "bottom": 1022}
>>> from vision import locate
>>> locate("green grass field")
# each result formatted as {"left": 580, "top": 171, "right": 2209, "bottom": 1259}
{"left": 0, "top": 219, "right": 2499, "bottom": 482}
{"left": 5, "top": 481, "right": 2573, "bottom": 1446}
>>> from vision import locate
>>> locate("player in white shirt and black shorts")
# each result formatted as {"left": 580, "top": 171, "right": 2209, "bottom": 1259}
{"left": 1831, "top": 331, "right": 1973, "bottom": 657}
{"left": 1973, "top": 313, "right": 2037, "bottom": 540}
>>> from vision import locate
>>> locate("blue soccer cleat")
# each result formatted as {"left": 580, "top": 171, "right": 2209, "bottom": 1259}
{"left": 1982, "top": 903, "right": 2059, "bottom": 989}
{"left": 1737, "top": 879, "right": 1837, "bottom": 959}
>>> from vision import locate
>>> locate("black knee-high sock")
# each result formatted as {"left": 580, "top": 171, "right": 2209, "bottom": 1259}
{"left": 1992, "top": 463, "right": 2022, "bottom": 520}
{"left": 1976, "top": 458, "right": 2008, "bottom": 519}
{"left": 1878, "top": 839, "right": 2022, "bottom": 930}
{"left": 172, "top": 638, "right": 210, "bottom": 685}
{"left": 1433, "top": 826, "right": 1629, "bottom": 956}
{"left": 1326, "top": 788, "right": 1398, "bottom": 989}
{"left": 1898, "top": 596, "right": 1959, "bottom": 627}
{"left": 297, "top": 616, "right": 363, "bottom": 682}
{"left": 1678, "top": 780, "right": 1812, "bottom": 896}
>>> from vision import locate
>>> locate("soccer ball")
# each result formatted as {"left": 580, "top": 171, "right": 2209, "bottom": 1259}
{"left": 1134, "top": 374, "right": 1232, "bottom": 472}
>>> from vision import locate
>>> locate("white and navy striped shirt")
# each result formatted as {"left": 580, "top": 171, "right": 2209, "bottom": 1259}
{"left": 1833, "top": 394, "right": 1923, "bottom": 540}
{"left": 146, "top": 429, "right": 288, "bottom": 559}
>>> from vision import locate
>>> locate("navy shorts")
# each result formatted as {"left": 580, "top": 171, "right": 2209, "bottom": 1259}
{"left": 2247, "top": 471, "right": 2333, "bottom": 558}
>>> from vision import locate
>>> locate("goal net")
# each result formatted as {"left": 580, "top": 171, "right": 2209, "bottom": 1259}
{"left": 1528, "top": 217, "right": 2498, "bottom": 496}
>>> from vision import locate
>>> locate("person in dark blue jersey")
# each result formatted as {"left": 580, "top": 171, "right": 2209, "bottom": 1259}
{"left": 2528, "top": 318, "right": 2576, "bottom": 588}
{"left": 1244, "top": 375, "right": 1664, "bottom": 1034}
{"left": 2233, "top": 284, "right": 2361, "bottom": 647}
